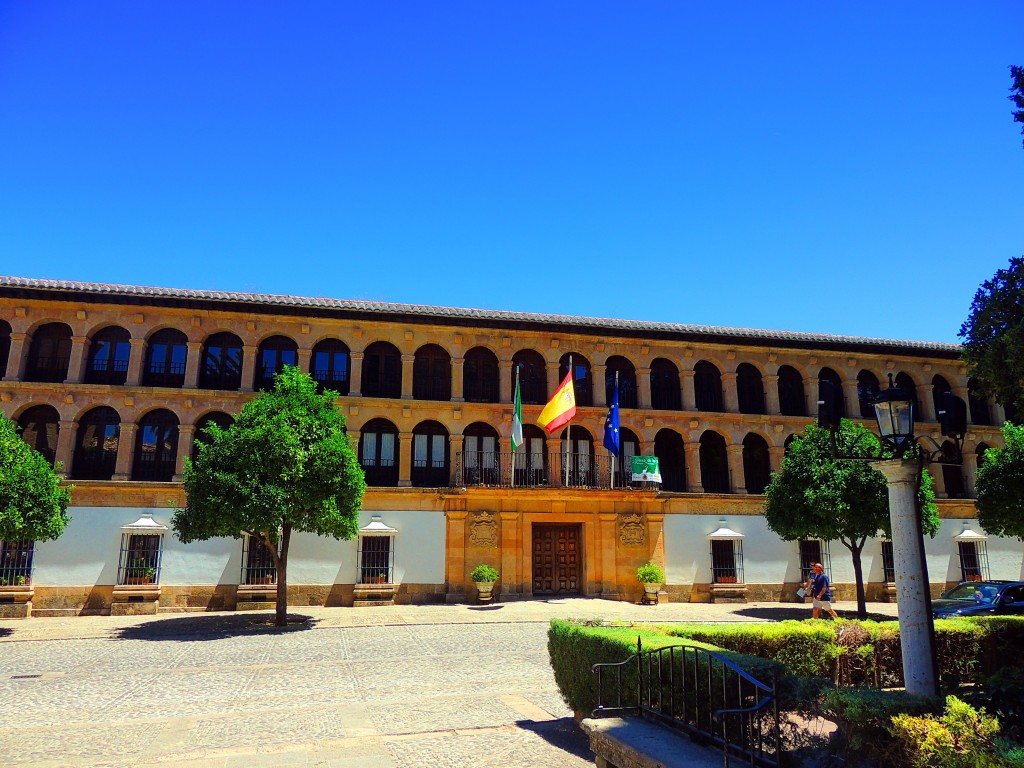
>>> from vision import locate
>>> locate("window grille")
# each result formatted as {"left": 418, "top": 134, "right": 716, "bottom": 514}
{"left": 117, "top": 533, "right": 162, "bottom": 585}
{"left": 710, "top": 539, "right": 744, "bottom": 584}
{"left": 798, "top": 539, "right": 831, "bottom": 583}
{"left": 312, "top": 343, "right": 350, "bottom": 394}
{"left": 0, "top": 540, "right": 34, "bottom": 586}
{"left": 958, "top": 540, "right": 990, "bottom": 582}
{"left": 880, "top": 540, "right": 896, "bottom": 584}
{"left": 357, "top": 516, "right": 397, "bottom": 584}
{"left": 144, "top": 330, "right": 188, "bottom": 388}
{"left": 242, "top": 535, "right": 277, "bottom": 585}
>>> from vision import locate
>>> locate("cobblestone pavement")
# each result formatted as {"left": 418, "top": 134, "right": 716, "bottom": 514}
{"left": 0, "top": 599, "right": 897, "bottom": 767}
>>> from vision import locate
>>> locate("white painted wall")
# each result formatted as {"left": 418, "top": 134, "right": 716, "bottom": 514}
{"left": 32, "top": 506, "right": 446, "bottom": 586}
{"left": 663, "top": 514, "right": 1024, "bottom": 585}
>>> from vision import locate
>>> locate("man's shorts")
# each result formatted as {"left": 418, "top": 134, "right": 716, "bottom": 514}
{"left": 813, "top": 598, "right": 832, "bottom": 610}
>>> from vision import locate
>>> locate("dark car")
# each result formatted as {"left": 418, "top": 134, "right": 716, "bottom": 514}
{"left": 931, "top": 580, "right": 1024, "bottom": 618}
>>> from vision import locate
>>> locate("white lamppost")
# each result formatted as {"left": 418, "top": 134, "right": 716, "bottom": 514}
{"left": 819, "top": 374, "right": 967, "bottom": 698}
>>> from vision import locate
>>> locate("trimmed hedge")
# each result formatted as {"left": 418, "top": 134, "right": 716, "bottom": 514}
{"left": 548, "top": 619, "right": 785, "bottom": 716}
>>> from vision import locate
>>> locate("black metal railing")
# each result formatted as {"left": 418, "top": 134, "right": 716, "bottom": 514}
{"left": 592, "top": 638, "right": 781, "bottom": 767}
{"left": 0, "top": 540, "right": 34, "bottom": 586}
{"left": 25, "top": 356, "right": 70, "bottom": 383}
{"left": 144, "top": 361, "right": 187, "bottom": 388}
{"left": 455, "top": 452, "right": 664, "bottom": 490}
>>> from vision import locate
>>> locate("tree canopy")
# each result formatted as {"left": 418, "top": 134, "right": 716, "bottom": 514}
{"left": 1011, "top": 65, "right": 1024, "bottom": 148}
{"left": 975, "top": 422, "right": 1024, "bottom": 541}
{"left": 174, "top": 366, "right": 366, "bottom": 625}
{"left": 764, "top": 421, "right": 938, "bottom": 617}
{"left": 959, "top": 256, "right": 1024, "bottom": 418}
{"left": 0, "top": 413, "right": 71, "bottom": 543}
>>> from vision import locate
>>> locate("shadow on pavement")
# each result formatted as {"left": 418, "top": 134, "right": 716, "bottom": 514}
{"left": 467, "top": 604, "right": 504, "bottom": 612}
{"left": 114, "top": 612, "right": 318, "bottom": 641}
{"left": 0, "top": 627, "right": 12, "bottom": 638}
{"left": 516, "top": 717, "right": 593, "bottom": 763}
{"left": 732, "top": 606, "right": 895, "bottom": 622}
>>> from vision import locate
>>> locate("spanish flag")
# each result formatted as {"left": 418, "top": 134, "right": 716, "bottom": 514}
{"left": 537, "top": 371, "right": 576, "bottom": 433}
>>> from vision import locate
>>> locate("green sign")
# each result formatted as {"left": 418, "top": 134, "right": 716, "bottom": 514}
{"left": 630, "top": 456, "right": 662, "bottom": 483}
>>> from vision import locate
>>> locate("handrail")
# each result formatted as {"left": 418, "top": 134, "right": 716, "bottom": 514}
{"left": 590, "top": 637, "right": 782, "bottom": 767}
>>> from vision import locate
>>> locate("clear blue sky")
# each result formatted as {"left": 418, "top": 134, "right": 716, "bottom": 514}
{"left": 1, "top": 3, "right": 1021, "bottom": 344}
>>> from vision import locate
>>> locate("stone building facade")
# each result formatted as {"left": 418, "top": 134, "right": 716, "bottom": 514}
{"left": 0, "top": 276, "right": 1019, "bottom": 617}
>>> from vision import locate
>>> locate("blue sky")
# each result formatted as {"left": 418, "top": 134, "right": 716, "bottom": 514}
{"left": 1, "top": 3, "right": 1021, "bottom": 344}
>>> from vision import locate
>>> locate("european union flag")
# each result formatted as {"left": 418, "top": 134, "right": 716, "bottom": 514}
{"left": 603, "top": 377, "right": 620, "bottom": 455}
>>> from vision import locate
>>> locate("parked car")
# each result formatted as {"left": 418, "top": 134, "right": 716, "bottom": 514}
{"left": 931, "top": 580, "right": 1024, "bottom": 618}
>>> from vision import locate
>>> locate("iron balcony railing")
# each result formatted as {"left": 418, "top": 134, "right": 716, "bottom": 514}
{"left": 455, "top": 451, "right": 662, "bottom": 490}
{"left": 592, "top": 638, "right": 781, "bottom": 768}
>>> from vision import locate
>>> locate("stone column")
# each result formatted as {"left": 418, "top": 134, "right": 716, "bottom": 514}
{"left": 636, "top": 367, "right": 652, "bottom": 409}
{"left": 964, "top": 448, "right": 980, "bottom": 499}
{"left": 599, "top": 513, "right": 619, "bottom": 599}
{"left": 592, "top": 364, "right": 607, "bottom": 408}
{"left": 803, "top": 377, "right": 818, "bottom": 418}
{"left": 722, "top": 372, "right": 739, "bottom": 412}
{"left": 546, "top": 361, "right": 561, "bottom": 398}
{"left": 929, "top": 463, "right": 947, "bottom": 498}
{"left": 843, "top": 379, "right": 861, "bottom": 419}
{"left": 445, "top": 511, "right": 468, "bottom": 603}
{"left": 684, "top": 440, "right": 704, "bottom": 493}
{"left": 918, "top": 384, "right": 935, "bottom": 423}
{"left": 546, "top": 436, "right": 563, "bottom": 487}
{"left": 450, "top": 433, "right": 465, "bottom": 486}
{"left": 55, "top": 420, "right": 78, "bottom": 478}
{"left": 875, "top": 459, "right": 939, "bottom": 697}
{"left": 4, "top": 332, "right": 28, "bottom": 381}
{"left": 240, "top": 345, "right": 257, "bottom": 392}
{"left": 66, "top": 335, "right": 89, "bottom": 384}
{"left": 769, "top": 445, "right": 785, "bottom": 474}
{"left": 113, "top": 423, "right": 138, "bottom": 481}
{"left": 451, "top": 357, "right": 465, "bottom": 402}
{"left": 765, "top": 374, "right": 780, "bottom": 415}
{"left": 184, "top": 342, "right": 203, "bottom": 389}
{"left": 173, "top": 425, "right": 195, "bottom": 482}
{"left": 727, "top": 444, "right": 746, "bottom": 494}
{"left": 126, "top": 338, "right": 146, "bottom": 387}
{"left": 349, "top": 351, "right": 364, "bottom": 396}
{"left": 296, "top": 348, "right": 312, "bottom": 376}
{"left": 499, "top": 360, "right": 513, "bottom": 403}
{"left": 401, "top": 354, "right": 414, "bottom": 399}
{"left": 398, "top": 431, "right": 413, "bottom": 487}
{"left": 499, "top": 511, "right": 521, "bottom": 600}
{"left": 991, "top": 402, "right": 1006, "bottom": 425}
{"left": 681, "top": 369, "right": 696, "bottom": 411}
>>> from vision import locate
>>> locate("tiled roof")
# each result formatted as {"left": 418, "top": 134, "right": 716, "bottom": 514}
{"left": 0, "top": 275, "right": 962, "bottom": 356}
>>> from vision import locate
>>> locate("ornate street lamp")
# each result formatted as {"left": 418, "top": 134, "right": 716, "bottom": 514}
{"left": 818, "top": 374, "right": 967, "bottom": 698}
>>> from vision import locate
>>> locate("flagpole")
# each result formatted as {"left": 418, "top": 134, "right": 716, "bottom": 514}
{"left": 511, "top": 367, "right": 519, "bottom": 488}
{"left": 565, "top": 355, "right": 571, "bottom": 487}
{"left": 610, "top": 370, "right": 618, "bottom": 490}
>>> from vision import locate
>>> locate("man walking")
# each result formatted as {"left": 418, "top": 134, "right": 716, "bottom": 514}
{"left": 808, "top": 562, "right": 839, "bottom": 620}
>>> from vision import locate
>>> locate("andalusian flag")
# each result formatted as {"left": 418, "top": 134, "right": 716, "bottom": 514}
{"left": 537, "top": 370, "right": 576, "bottom": 433}
{"left": 511, "top": 369, "right": 523, "bottom": 453}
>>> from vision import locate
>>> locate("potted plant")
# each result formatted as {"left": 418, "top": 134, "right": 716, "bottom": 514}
{"left": 144, "top": 567, "right": 157, "bottom": 585}
{"left": 470, "top": 563, "right": 499, "bottom": 603}
{"left": 636, "top": 561, "right": 665, "bottom": 602}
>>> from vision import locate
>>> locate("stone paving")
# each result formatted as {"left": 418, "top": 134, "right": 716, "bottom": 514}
{"left": 0, "top": 599, "right": 897, "bottom": 767}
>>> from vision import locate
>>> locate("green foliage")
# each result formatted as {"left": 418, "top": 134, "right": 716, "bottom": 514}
{"left": 547, "top": 619, "right": 784, "bottom": 715}
{"left": 469, "top": 563, "right": 499, "bottom": 583}
{"left": 764, "top": 422, "right": 938, "bottom": 546}
{"left": 174, "top": 367, "right": 365, "bottom": 625}
{"left": 960, "top": 256, "right": 1024, "bottom": 417}
{"left": 174, "top": 366, "right": 365, "bottom": 545}
{"left": 635, "top": 561, "right": 664, "bottom": 584}
{"left": 976, "top": 422, "right": 1024, "bottom": 540}
{"left": 824, "top": 686, "right": 940, "bottom": 763}
{"left": 0, "top": 412, "right": 71, "bottom": 542}
{"left": 1011, "top": 65, "right": 1024, "bottom": 149}
{"left": 890, "top": 696, "right": 1002, "bottom": 768}
{"left": 664, "top": 620, "right": 840, "bottom": 678}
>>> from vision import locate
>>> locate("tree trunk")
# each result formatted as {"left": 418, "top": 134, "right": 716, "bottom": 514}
{"left": 275, "top": 523, "right": 292, "bottom": 627}
{"left": 841, "top": 537, "right": 868, "bottom": 619}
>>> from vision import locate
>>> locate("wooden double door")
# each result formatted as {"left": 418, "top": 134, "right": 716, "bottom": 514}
{"left": 532, "top": 524, "right": 581, "bottom": 595}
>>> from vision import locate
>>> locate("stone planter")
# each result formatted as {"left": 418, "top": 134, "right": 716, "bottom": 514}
{"left": 475, "top": 581, "right": 496, "bottom": 603}
{"left": 641, "top": 582, "right": 662, "bottom": 605}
